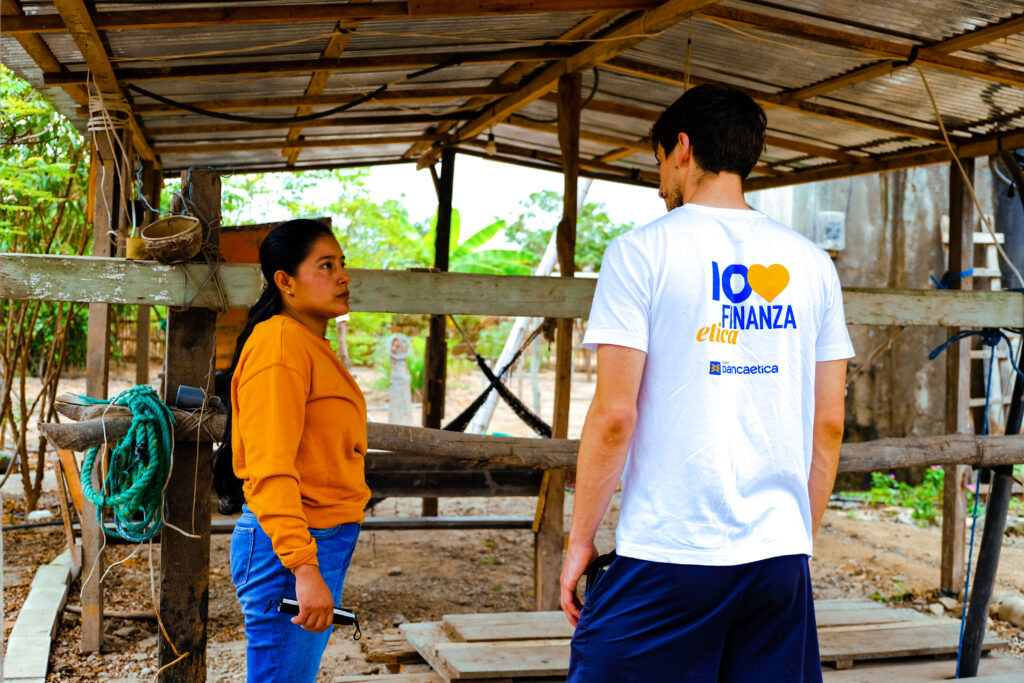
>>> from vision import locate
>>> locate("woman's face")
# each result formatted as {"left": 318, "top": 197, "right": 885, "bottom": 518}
{"left": 279, "top": 234, "right": 351, "bottom": 323}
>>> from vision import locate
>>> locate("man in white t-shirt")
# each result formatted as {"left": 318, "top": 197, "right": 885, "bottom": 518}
{"left": 560, "top": 85, "right": 853, "bottom": 682}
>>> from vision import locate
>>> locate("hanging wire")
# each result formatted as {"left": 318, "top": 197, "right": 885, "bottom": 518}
{"left": 516, "top": 67, "right": 601, "bottom": 124}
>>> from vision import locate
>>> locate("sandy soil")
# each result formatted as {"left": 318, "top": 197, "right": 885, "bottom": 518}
{"left": 2, "top": 362, "right": 1023, "bottom": 680}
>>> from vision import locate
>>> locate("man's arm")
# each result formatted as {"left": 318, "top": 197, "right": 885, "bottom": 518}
{"left": 560, "top": 344, "right": 646, "bottom": 626}
{"left": 808, "top": 359, "right": 847, "bottom": 543}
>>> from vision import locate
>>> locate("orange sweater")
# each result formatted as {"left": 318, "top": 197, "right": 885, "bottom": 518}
{"left": 231, "top": 315, "right": 370, "bottom": 569}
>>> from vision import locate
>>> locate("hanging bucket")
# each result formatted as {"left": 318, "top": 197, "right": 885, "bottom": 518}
{"left": 141, "top": 215, "right": 202, "bottom": 264}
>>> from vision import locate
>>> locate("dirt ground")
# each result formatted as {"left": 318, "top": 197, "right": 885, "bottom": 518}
{"left": 3, "top": 363, "right": 1023, "bottom": 681}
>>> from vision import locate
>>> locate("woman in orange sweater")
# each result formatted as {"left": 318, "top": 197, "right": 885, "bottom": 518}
{"left": 213, "top": 219, "right": 370, "bottom": 682}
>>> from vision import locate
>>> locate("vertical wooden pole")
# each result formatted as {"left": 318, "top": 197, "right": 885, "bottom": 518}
{"left": 422, "top": 148, "right": 455, "bottom": 518}
{"left": 941, "top": 158, "right": 975, "bottom": 596}
{"left": 81, "top": 123, "right": 126, "bottom": 653}
{"left": 135, "top": 163, "right": 160, "bottom": 386}
{"left": 157, "top": 169, "right": 219, "bottom": 683}
{"left": 535, "top": 72, "right": 582, "bottom": 611}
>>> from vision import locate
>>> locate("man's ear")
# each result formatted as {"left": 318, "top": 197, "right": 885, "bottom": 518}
{"left": 273, "top": 269, "right": 292, "bottom": 294}
{"left": 676, "top": 132, "right": 692, "bottom": 166}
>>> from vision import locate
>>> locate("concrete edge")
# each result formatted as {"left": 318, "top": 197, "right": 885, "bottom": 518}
{"left": 4, "top": 549, "right": 75, "bottom": 679}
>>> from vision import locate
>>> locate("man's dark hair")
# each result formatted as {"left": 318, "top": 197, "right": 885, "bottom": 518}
{"left": 651, "top": 85, "right": 766, "bottom": 178}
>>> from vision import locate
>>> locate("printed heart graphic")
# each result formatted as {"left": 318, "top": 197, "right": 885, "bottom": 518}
{"left": 747, "top": 264, "right": 790, "bottom": 303}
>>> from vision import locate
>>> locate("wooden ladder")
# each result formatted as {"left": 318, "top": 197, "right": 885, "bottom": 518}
{"left": 941, "top": 214, "right": 1020, "bottom": 435}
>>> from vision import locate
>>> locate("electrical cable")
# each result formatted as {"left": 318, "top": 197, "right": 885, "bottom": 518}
{"left": 124, "top": 57, "right": 464, "bottom": 124}
{"left": 516, "top": 67, "right": 601, "bottom": 124}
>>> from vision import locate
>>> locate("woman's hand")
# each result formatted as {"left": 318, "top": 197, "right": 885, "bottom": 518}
{"left": 292, "top": 564, "right": 335, "bottom": 632}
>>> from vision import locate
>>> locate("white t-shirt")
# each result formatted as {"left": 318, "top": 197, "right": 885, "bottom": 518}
{"left": 582, "top": 202, "right": 854, "bottom": 566}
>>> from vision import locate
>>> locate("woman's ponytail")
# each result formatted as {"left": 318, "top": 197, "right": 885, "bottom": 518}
{"left": 211, "top": 218, "right": 333, "bottom": 514}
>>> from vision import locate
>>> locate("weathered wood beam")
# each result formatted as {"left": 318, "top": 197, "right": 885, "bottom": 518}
{"left": 36, "top": 409, "right": 1024, "bottom": 474}
{"left": 763, "top": 134, "right": 867, "bottom": 164}
{"left": 744, "top": 126, "right": 1024, "bottom": 192}
{"left": 701, "top": 6, "right": 1024, "bottom": 88}
{"left": 507, "top": 114, "right": 650, "bottom": 152}
{"left": 461, "top": 138, "right": 660, "bottom": 184}
{"left": 596, "top": 148, "right": 638, "bottom": 163}
{"left": 932, "top": 12, "right": 1024, "bottom": 54}
{"left": 604, "top": 57, "right": 949, "bottom": 143}
{"left": 2, "top": 0, "right": 662, "bottom": 33}
{"left": 162, "top": 158, "right": 413, "bottom": 177}
{"left": 285, "top": 3, "right": 371, "bottom": 167}
{"left": 5, "top": 255, "right": 1024, "bottom": 326}
{"left": 456, "top": 147, "right": 655, "bottom": 188}
{"left": 84, "top": 86, "right": 517, "bottom": 117}
{"left": 51, "top": 0, "right": 157, "bottom": 163}
{"left": 405, "top": 10, "right": 618, "bottom": 166}
{"left": 152, "top": 134, "right": 436, "bottom": 155}
{"left": 144, "top": 113, "right": 473, "bottom": 138}
{"left": 429, "top": 0, "right": 724, "bottom": 161}
{"left": 44, "top": 47, "right": 575, "bottom": 86}
{"left": 0, "top": 0, "right": 89, "bottom": 106}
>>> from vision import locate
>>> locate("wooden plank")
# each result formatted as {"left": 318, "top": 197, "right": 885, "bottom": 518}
{"left": 942, "top": 157, "right": 974, "bottom": 597}
{"left": 157, "top": 170, "right": 218, "bottom": 683}
{"left": 153, "top": 134, "right": 438, "bottom": 155}
{"left": 818, "top": 622, "right": 1006, "bottom": 664}
{"left": 51, "top": 0, "right": 156, "bottom": 162}
{"left": 443, "top": 612, "right": 573, "bottom": 642}
{"left": 437, "top": 640, "right": 572, "bottom": 679}
{"left": 6, "top": 255, "right": 1024, "bottom": 326}
{"left": 402, "top": 621, "right": 463, "bottom": 681}
{"left": 823, "top": 655, "right": 1024, "bottom": 682}
{"left": 446, "top": 0, "right": 723, "bottom": 146}
{"left": 47, "top": 47, "right": 574, "bottom": 85}
{"left": 144, "top": 111, "right": 475, "bottom": 138}
{"left": 363, "top": 633, "right": 427, "bottom": 665}
{"left": 109, "top": 86, "right": 517, "bottom": 117}
{"left": 333, "top": 675, "right": 442, "bottom": 683}
{"left": 0, "top": 0, "right": 89, "bottom": 106}
{"left": 701, "top": 6, "right": 1024, "bottom": 88}
{"left": 816, "top": 608, "right": 930, "bottom": 628}
{"left": 4, "top": 0, "right": 662, "bottom": 33}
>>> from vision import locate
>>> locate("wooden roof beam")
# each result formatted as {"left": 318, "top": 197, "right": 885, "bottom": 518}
{"left": 97, "top": 86, "right": 517, "bottom": 117}
{"left": 44, "top": 47, "right": 574, "bottom": 86}
{"left": 400, "top": 10, "right": 619, "bottom": 164}
{"left": 506, "top": 114, "right": 650, "bottom": 152}
{"left": 604, "top": 57, "right": 949, "bottom": 143}
{"left": 153, "top": 133, "right": 437, "bottom": 155}
{"left": 701, "top": 6, "right": 1024, "bottom": 88}
{"left": 744, "top": 126, "right": 1024, "bottom": 192}
{"left": 2, "top": 0, "right": 663, "bottom": 34}
{"left": 457, "top": 147, "right": 656, "bottom": 188}
{"left": 144, "top": 112, "right": 474, "bottom": 138}
{"left": 0, "top": 0, "right": 89, "bottom": 105}
{"left": 430, "top": 0, "right": 724, "bottom": 165}
{"left": 461, "top": 138, "right": 660, "bottom": 184}
{"left": 50, "top": 0, "right": 157, "bottom": 163}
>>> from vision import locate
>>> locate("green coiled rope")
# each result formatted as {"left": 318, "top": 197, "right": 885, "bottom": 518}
{"left": 79, "top": 385, "right": 176, "bottom": 542}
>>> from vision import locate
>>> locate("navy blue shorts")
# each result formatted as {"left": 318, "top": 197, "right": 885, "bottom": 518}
{"left": 568, "top": 553, "right": 821, "bottom": 682}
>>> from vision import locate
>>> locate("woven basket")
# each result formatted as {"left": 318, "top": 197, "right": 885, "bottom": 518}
{"left": 141, "top": 215, "right": 202, "bottom": 264}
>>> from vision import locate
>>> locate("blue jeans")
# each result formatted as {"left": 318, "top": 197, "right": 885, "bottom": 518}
{"left": 230, "top": 506, "right": 360, "bottom": 683}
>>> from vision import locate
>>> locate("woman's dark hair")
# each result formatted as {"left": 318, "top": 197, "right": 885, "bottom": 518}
{"left": 650, "top": 84, "right": 766, "bottom": 179}
{"left": 212, "top": 218, "right": 334, "bottom": 513}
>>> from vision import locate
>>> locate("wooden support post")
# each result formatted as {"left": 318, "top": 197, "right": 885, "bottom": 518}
{"left": 80, "top": 120, "right": 127, "bottom": 652}
{"left": 941, "top": 157, "right": 975, "bottom": 596}
{"left": 157, "top": 169, "right": 219, "bottom": 683}
{"left": 135, "top": 163, "right": 160, "bottom": 386}
{"left": 422, "top": 147, "right": 455, "bottom": 517}
{"left": 535, "top": 72, "right": 582, "bottom": 611}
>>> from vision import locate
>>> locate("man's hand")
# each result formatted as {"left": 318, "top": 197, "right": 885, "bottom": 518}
{"left": 292, "top": 564, "right": 334, "bottom": 633}
{"left": 560, "top": 542, "right": 598, "bottom": 627}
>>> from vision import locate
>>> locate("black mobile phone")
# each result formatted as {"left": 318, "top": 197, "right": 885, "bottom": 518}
{"left": 277, "top": 598, "right": 356, "bottom": 626}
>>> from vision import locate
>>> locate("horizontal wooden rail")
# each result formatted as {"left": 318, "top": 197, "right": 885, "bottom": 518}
{"left": 4, "top": 254, "right": 1024, "bottom": 326}
{"left": 41, "top": 398, "right": 1024, "bottom": 474}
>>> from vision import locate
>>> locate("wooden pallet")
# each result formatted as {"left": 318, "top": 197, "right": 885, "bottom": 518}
{"left": 390, "top": 600, "right": 1010, "bottom": 681}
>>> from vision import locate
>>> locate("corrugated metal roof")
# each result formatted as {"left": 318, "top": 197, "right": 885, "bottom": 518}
{"left": 3, "top": 0, "right": 1021, "bottom": 186}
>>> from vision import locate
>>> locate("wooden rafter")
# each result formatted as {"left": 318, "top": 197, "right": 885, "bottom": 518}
{"left": 284, "top": 0, "right": 373, "bottom": 167}
{"left": 50, "top": 0, "right": 157, "bottom": 163}
{"left": 44, "top": 47, "right": 575, "bottom": 86}
{"left": 152, "top": 134, "right": 436, "bottom": 155}
{"left": 95, "top": 86, "right": 517, "bottom": 117}
{"left": 461, "top": 138, "right": 660, "bottom": 184}
{"left": 744, "top": 126, "right": 1024, "bottom": 192}
{"left": 0, "top": 0, "right": 89, "bottom": 105}
{"left": 604, "top": 57, "right": 950, "bottom": 143}
{"left": 426, "top": 0, "right": 724, "bottom": 165}
{"left": 143, "top": 112, "right": 475, "bottom": 138}
{"left": 400, "top": 10, "right": 619, "bottom": 165}
{"left": 457, "top": 147, "right": 654, "bottom": 188}
{"left": 506, "top": 114, "right": 650, "bottom": 152}
{"left": 1, "top": 0, "right": 663, "bottom": 33}
{"left": 701, "top": 6, "right": 1024, "bottom": 89}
